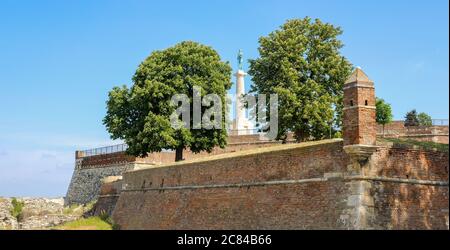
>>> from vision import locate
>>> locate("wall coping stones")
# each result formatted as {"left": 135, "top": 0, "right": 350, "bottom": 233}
{"left": 126, "top": 139, "right": 343, "bottom": 173}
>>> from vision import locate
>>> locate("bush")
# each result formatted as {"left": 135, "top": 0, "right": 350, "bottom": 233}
{"left": 418, "top": 112, "right": 432, "bottom": 126}
{"left": 99, "top": 211, "right": 120, "bottom": 230}
{"left": 10, "top": 198, "right": 24, "bottom": 221}
{"left": 333, "top": 131, "right": 342, "bottom": 138}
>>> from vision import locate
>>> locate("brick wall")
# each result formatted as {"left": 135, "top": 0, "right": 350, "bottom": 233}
{"left": 112, "top": 140, "right": 356, "bottom": 229}
{"left": 343, "top": 85, "right": 377, "bottom": 146}
{"left": 92, "top": 177, "right": 123, "bottom": 217}
{"left": 370, "top": 182, "right": 448, "bottom": 229}
{"left": 111, "top": 140, "right": 448, "bottom": 229}
{"left": 377, "top": 121, "right": 449, "bottom": 144}
{"left": 66, "top": 135, "right": 292, "bottom": 205}
{"left": 368, "top": 147, "right": 448, "bottom": 181}
{"left": 80, "top": 152, "right": 136, "bottom": 169}
{"left": 366, "top": 147, "right": 449, "bottom": 229}
{"left": 113, "top": 181, "right": 352, "bottom": 229}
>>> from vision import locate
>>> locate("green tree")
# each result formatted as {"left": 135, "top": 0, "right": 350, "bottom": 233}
{"left": 103, "top": 41, "right": 232, "bottom": 161}
{"left": 418, "top": 112, "right": 432, "bottom": 126}
{"left": 404, "top": 109, "right": 419, "bottom": 127}
{"left": 248, "top": 17, "right": 352, "bottom": 142}
{"left": 376, "top": 98, "right": 393, "bottom": 136}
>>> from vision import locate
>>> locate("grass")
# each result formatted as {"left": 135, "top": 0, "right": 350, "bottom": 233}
{"left": 52, "top": 216, "right": 113, "bottom": 230}
{"left": 0, "top": 225, "right": 13, "bottom": 230}
{"left": 63, "top": 204, "right": 79, "bottom": 215}
{"left": 63, "top": 200, "right": 97, "bottom": 216}
{"left": 378, "top": 137, "right": 449, "bottom": 153}
{"left": 63, "top": 204, "right": 85, "bottom": 215}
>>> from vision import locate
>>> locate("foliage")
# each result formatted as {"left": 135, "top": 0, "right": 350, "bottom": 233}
{"left": 376, "top": 98, "right": 393, "bottom": 135}
{"left": 84, "top": 200, "right": 97, "bottom": 212}
{"left": 248, "top": 17, "right": 352, "bottom": 142}
{"left": 418, "top": 112, "right": 432, "bottom": 126}
{"left": 10, "top": 198, "right": 24, "bottom": 221}
{"left": 103, "top": 41, "right": 232, "bottom": 161}
{"left": 333, "top": 131, "right": 342, "bottom": 139}
{"left": 99, "top": 211, "right": 120, "bottom": 230}
{"left": 376, "top": 98, "right": 393, "bottom": 126}
{"left": 404, "top": 109, "right": 419, "bottom": 127}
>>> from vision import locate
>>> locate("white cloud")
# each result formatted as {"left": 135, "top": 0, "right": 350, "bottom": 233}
{"left": 0, "top": 131, "right": 125, "bottom": 197}
{"left": 0, "top": 148, "right": 75, "bottom": 197}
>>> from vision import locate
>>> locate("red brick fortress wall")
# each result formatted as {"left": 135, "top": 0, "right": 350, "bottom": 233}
{"left": 377, "top": 121, "right": 449, "bottom": 144}
{"left": 112, "top": 140, "right": 355, "bottom": 229}
{"left": 111, "top": 140, "right": 449, "bottom": 229}
{"left": 367, "top": 147, "right": 449, "bottom": 229}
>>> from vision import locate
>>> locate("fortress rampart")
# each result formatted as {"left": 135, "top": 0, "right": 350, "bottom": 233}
{"left": 377, "top": 121, "right": 449, "bottom": 144}
{"left": 111, "top": 139, "right": 448, "bottom": 229}
{"left": 65, "top": 134, "right": 294, "bottom": 205}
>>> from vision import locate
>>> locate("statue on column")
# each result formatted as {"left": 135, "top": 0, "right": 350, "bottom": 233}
{"left": 237, "top": 49, "right": 244, "bottom": 70}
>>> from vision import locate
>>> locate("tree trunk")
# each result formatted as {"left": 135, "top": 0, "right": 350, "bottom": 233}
{"left": 382, "top": 124, "right": 385, "bottom": 137}
{"left": 175, "top": 147, "right": 184, "bottom": 162}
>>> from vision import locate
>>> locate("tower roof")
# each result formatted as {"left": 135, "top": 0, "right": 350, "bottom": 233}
{"left": 345, "top": 68, "right": 373, "bottom": 84}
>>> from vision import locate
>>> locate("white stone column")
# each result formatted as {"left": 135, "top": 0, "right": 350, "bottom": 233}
{"left": 235, "top": 69, "right": 247, "bottom": 133}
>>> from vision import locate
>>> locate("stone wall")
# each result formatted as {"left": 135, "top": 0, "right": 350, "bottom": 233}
{"left": 111, "top": 139, "right": 448, "bottom": 230}
{"left": 65, "top": 163, "right": 132, "bottom": 205}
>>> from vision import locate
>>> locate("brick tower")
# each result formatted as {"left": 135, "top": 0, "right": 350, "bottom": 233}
{"left": 343, "top": 68, "right": 377, "bottom": 163}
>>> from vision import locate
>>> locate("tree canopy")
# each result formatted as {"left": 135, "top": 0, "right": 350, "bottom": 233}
{"left": 404, "top": 109, "right": 420, "bottom": 127}
{"left": 248, "top": 17, "right": 352, "bottom": 142}
{"left": 376, "top": 98, "right": 393, "bottom": 135}
{"left": 103, "top": 41, "right": 232, "bottom": 161}
{"left": 418, "top": 112, "right": 432, "bottom": 126}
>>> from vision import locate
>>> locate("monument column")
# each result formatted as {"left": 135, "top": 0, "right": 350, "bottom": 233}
{"left": 232, "top": 49, "right": 254, "bottom": 135}
{"left": 235, "top": 69, "right": 247, "bottom": 131}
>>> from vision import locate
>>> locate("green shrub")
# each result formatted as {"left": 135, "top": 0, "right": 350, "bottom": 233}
{"left": 98, "top": 211, "right": 120, "bottom": 230}
{"left": 333, "top": 131, "right": 342, "bottom": 138}
{"left": 10, "top": 198, "right": 24, "bottom": 221}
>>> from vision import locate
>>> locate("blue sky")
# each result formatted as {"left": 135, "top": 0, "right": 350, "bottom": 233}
{"left": 0, "top": 0, "right": 448, "bottom": 197}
